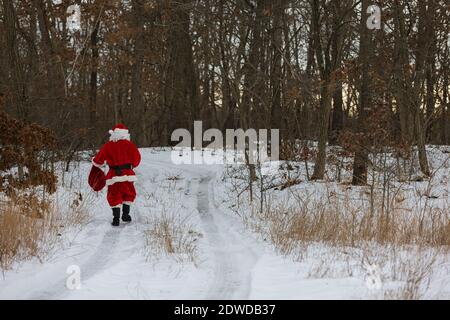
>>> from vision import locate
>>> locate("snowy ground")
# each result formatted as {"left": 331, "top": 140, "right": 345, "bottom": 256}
{"left": 1, "top": 148, "right": 449, "bottom": 299}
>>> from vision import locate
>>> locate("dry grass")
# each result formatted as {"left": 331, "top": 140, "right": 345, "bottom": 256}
{"left": 250, "top": 192, "right": 450, "bottom": 256}
{"left": 383, "top": 248, "right": 441, "bottom": 300}
{"left": 238, "top": 185, "right": 450, "bottom": 299}
{"left": 144, "top": 210, "right": 202, "bottom": 265}
{"left": 225, "top": 147, "right": 450, "bottom": 299}
{"left": 60, "top": 192, "right": 93, "bottom": 229}
{"left": 0, "top": 196, "right": 59, "bottom": 270}
{"left": 299, "top": 244, "right": 445, "bottom": 300}
{"left": 0, "top": 190, "right": 93, "bottom": 271}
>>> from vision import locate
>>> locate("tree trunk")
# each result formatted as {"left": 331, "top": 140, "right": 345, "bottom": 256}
{"left": 163, "top": 0, "right": 200, "bottom": 143}
{"left": 442, "top": 51, "right": 449, "bottom": 144}
{"left": 270, "top": 0, "right": 284, "bottom": 131}
{"left": 130, "top": 0, "right": 147, "bottom": 145}
{"left": 393, "top": 1, "right": 413, "bottom": 145}
{"left": 2, "top": 0, "right": 27, "bottom": 119}
{"left": 33, "top": 0, "right": 65, "bottom": 122}
{"left": 352, "top": 0, "right": 371, "bottom": 185}
{"left": 329, "top": 1, "right": 344, "bottom": 146}
{"left": 240, "top": 0, "right": 266, "bottom": 183}
{"left": 311, "top": 83, "right": 333, "bottom": 180}
{"left": 311, "top": 0, "right": 338, "bottom": 180}
{"left": 425, "top": 0, "right": 436, "bottom": 143}
{"left": 89, "top": 18, "right": 100, "bottom": 131}
{"left": 412, "top": 0, "right": 430, "bottom": 176}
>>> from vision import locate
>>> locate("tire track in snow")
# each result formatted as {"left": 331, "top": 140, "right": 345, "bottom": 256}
{"left": 31, "top": 221, "right": 125, "bottom": 299}
{"left": 197, "top": 175, "right": 258, "bottom": 299}
{"left": 33, "top": 187, "right": 144, "bottom": 299}
{"left": 143, "top": 159, "right": 260, "bottom": 299}
{"left": 141, "top": 159, "right": 260, "bottom": 298}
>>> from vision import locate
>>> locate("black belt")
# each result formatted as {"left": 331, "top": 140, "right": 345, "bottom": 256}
{"left": 110, "top": 164, "right": 132, "bottom": 175}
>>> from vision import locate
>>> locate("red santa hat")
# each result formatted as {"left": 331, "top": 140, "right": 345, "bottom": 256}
{"left": 109, "top": 124, "right": 130, "bottom": 142}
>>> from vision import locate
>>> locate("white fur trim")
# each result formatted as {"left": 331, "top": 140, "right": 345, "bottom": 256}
{"left": 106, "top": 175, "right": 137, "bottom": 186}
{"left": 92, "top": 158, "right": 105, "bottom": 168}
{"left": 123, "top": 201, "right": 133, "bottom": 205}
{"left": 111, "top": 204, "right": 122, "bottom": 208}
{"left": 109, "top": 128, "right": 130, "bottom": 142}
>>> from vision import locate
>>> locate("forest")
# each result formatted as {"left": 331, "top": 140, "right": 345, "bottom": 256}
{"left": 1, "top": 0, "right": 450, "bottom": 301}
{"left": 1, "top": 0, "right": 449, "bottom": 183}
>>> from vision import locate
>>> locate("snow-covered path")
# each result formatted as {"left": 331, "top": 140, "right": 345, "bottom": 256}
{"left": 140, "top": 155, "right": 261, "bottom": 299}
{"left": 0, "top": 150, "right": 262, "bottom": 299}
{"left": 197, "top": 175, "right": 258, "bottom": 299}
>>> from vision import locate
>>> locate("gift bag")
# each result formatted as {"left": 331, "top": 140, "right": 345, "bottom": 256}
{"left": 88, "top": 165, "right": 106, "bottom": 191}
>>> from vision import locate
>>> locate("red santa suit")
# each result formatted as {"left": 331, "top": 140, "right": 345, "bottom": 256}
{"left": 92, "top": 124, "right": 141, "bottom": 208}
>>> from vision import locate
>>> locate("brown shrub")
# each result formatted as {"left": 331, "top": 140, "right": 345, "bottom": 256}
{"left": 0, "top": 197, "right": 59, "bottom": 270}
{"left": 0, "top": 111, "right": 57, "bottom": 194}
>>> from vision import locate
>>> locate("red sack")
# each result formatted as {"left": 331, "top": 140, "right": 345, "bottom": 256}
{"left": 88, "top": 165, "right": 106, "bottom": 191}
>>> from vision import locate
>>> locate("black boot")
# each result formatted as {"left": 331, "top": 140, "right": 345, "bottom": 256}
{"left": 122, "top": 204, "right": 132, "bottom": 222}
{"left": 112, "top": 207, "right": 120, "bottom": 226}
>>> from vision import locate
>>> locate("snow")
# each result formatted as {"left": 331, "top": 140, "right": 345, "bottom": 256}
{"left": 0, "top": 147, "right": 449, "bottom": 299}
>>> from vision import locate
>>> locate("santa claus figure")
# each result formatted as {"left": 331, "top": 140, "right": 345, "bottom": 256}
{"left": 91, "top": 124, "right": 141, "bottom": 226}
